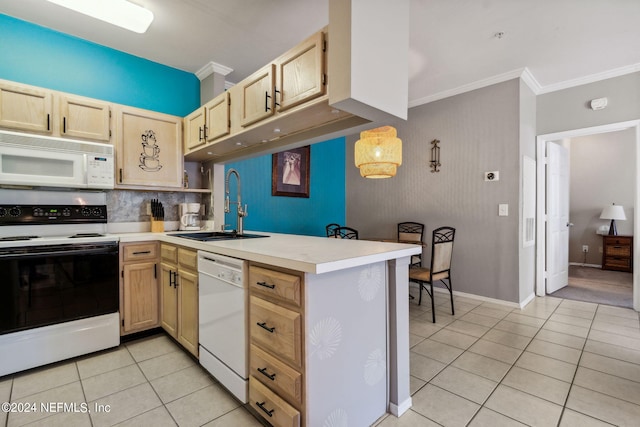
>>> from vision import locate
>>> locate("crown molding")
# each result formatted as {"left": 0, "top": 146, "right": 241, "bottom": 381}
{"left": 537, "top": 63, "right": 640, "bottom": 94}
{"left": 408, "top": 68, "right": 529, "bottom": 108}
{"left": 195, "top": 61, "right": 234, "bottom": 81}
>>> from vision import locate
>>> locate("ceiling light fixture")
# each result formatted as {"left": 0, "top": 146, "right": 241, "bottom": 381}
{"left": 47, "top": 0, "right": 154, "bottom": 34}
{"left": 354, "top": 126, "right": 402, "bottom": 178}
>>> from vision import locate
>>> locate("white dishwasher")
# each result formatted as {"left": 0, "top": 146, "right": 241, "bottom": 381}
{"left": 198, "top": 251, "right": 248, "bottom": 402}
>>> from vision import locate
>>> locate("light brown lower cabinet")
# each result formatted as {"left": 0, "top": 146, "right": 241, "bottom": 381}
{"left": 160, "top": 244, "right": 199, "bottom": 357}
{"left": 249, "top": 264, "right": 304, "bottom": 427}
{"left": 119, "top": 242, "right": 160, "bottom": 335}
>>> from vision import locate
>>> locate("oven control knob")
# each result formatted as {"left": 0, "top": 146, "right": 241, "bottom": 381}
{"left": 0, "top": 207, "right": 6, "bottom": 217}
{"left": 81, "top": 207, "right": 91, "bottom": 216}
{"left": 9, "top": 207, "right": 21, "bottom": 217}
{"left": 92, "top": 207, "right": 103, "bottom": 217}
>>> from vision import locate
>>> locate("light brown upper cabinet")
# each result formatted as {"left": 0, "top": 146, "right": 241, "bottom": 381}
{"left": 59, "top": 94, "right": 111, "bottom": 142}
{"left": 239, "top": 31, "right": 325, "bottom": 129}
{"left": 184, "top": 91, "right": 230, "bottom": 152}
{"left": 0, "top": 81, "right": 53, "bottom": 134}
{"left": 239, "top": 64, "right": 276, "bottom": 127}
{"left": 275, "top": 31, "right": 326, "bottom": 112}
{"left": 0, "top": 80, "right": 112, "bottom": 142}
{"left": 115, "top": 105, "right": 183, "bottom": 189}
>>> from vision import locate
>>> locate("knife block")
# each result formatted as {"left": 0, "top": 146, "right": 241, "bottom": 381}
{"left": 150, "top": 219, "right": 164, "bottom": 233}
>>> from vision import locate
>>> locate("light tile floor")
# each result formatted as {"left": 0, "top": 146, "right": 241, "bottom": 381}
{"left": 0, "top": 334, "right": 263, "bottom": 427}
{"left": 1, "top": 290, "right": 639, "bottom": 427}
{"left": 375, "top": 288, "right": 640, "bottom": 427}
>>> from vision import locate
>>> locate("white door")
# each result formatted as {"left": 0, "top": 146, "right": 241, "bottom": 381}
{"left": 546, "top": 141, "right": 570, "bottom": 293}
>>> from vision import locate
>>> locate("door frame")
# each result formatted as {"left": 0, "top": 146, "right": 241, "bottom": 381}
{"left": 536, "top": 119, "right": 640, "bottom": 311}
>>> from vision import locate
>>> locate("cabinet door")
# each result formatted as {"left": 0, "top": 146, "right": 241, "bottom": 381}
{"left": 276, "top": 31, "right": 326, "bottom": 112}
{"left": 184, "top": 107, "right": 205, "bottom": 151}
{"left": 205, "top": 91, "right": 230, "bottom": 142}
{"left": 122, "top": 262, "right": 159, "bottom": 334}
{"left": 0, "top": 82, "right": 53, "bottom": 133}
{"left": 160, "top": 262, "right": 178, "bottom": 338}
{"left": 59, "top": 95, "right": 111, "bottom": 141}
{"left": 116, "top": 106, "right": 183, "bottom": 188}
{"left": 240, "top": 64, "right": 275, "bottom": 127}
{"left": 177, "top": 268, "right": 199, "bottom": 357}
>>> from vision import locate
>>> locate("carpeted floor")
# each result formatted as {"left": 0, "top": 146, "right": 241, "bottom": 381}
{"left": 549, "top": 265, "right": 633, "bottom": 308}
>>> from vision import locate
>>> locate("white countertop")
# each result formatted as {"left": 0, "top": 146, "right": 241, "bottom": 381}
{"left": 118, "top": 231, "right": 421, "bottom": 274}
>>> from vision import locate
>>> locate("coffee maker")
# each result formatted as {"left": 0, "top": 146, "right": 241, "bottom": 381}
{"left": 179, "top": 203, "right": 201, "bottom": 230}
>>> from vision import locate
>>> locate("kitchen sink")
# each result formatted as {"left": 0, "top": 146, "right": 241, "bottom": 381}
{"left": 169, "top": 231, "right": 268, "bottom": 242}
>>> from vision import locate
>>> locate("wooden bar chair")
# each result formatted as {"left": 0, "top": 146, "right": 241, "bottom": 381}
{"left": 409, "top": 226, "right": 455, "bottom": 323}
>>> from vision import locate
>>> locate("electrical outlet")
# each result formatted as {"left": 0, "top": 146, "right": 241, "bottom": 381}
{"left": 582, "top": 245, "right": 589, "bottom": 253}
{"left": 146, "top": 201, "right": 152, "bottom": 216}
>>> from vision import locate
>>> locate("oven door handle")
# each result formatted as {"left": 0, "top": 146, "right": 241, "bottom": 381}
{"left": 0, "top": 245, "right": 118, "bottom": 258}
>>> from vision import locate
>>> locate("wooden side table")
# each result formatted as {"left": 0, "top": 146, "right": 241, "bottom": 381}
{"left": 602, "top": 235, "right": 633, "bottom": 272}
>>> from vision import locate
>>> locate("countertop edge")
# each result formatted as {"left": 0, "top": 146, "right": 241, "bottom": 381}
{"left": 116, "top": 231, "right": 421, "bottom": 274}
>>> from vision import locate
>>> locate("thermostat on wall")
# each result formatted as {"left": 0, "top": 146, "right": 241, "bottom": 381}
{"left": 484, "top": 171, "right": 499, "bottom": 181}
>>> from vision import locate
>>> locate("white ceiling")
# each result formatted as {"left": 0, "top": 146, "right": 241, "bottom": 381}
{"left": 1, "top": 0, "right": 639, "bottom": 107}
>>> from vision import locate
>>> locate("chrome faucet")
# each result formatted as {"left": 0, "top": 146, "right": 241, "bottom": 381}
{"left": 224, "top": 168, "right": 247, "bottom": 235}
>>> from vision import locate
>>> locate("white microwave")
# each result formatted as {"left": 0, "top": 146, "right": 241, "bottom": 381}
{"left": 0, "top": 130, "right": 114, "bottom": 189}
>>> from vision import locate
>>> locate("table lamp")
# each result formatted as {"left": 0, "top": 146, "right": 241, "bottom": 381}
{"left": 600, "top": 203, "right": 626, "bottom": 235}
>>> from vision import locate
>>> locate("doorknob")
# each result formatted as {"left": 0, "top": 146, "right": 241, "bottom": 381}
{"left": 566, "top": 222, "right": 574, "bottom": 227}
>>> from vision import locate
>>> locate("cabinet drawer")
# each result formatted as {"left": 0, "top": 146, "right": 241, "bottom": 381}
{"left": 178, "top": 248, "right": 197, "bottom": 271}
{"left": 250, "top": 296, "right": 302, "bottom": 368}
{"left": 250, "top": 344, "right": 302, "bottom": 407}
{"left": 249, "top": 376, "right": 300, "bottom": 427}
{"left": 122, "top": 242, "right": 158, "bottom": 262}
{"left": 604, "top": 257, "right": 632, "bottom": 269}
{"left": 605, "top": 245, "right": 631, "bottom": 257}
{"left": 249, "top": 266, "right": 302, "bottom": 307}
{"left": 161, "top": 244, "right": 177, "bottom": 263}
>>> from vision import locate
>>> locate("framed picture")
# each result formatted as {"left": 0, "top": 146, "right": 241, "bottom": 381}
{"left": 272, "top": 146, "right": 310, "bottom": 197}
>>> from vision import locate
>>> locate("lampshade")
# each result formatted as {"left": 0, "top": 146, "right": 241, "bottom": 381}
{"left": 600, "top": 204, "right": 626, "bottom": 220}
{"left": 354, "top": 126, "right": 402, "bottom": 178}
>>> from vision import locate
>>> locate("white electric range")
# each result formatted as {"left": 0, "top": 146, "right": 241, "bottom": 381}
{"left": 0, "top": 189, "right": 120, "bottom": 376}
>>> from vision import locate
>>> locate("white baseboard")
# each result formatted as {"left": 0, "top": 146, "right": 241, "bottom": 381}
{"left": 430, "top": 286, "right": 521, "bottom": 309}
{"left": 389, "top": 397, "right": 412, "bottom": 417}
{"left": 519, "top": 292, "right": 536, "bottom": 309}
{"left": 569, "top": 262, "right": 602, "bottom": 268}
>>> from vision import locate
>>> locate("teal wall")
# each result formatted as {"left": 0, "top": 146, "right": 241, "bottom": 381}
{"left": 0, "top": 13, "right": 345, "bottom": 235}
{"left": 0, "top": 14, "right": 198, "bottom": 116}
{"left": 225, "top": 138, "right": 346, "bottom": 237}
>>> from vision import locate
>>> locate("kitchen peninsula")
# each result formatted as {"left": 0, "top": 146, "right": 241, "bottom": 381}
{"left": 118, "top": 230, "right": 421, "bottom": 426}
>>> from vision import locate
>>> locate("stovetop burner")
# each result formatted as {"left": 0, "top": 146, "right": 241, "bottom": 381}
{"left": 68, "top": 233, "right": 105, "bottom": 238}
{"left": 0, "top": 235, "right": 39, "bottom": 241}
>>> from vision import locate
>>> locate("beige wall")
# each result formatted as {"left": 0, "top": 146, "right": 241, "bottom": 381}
{"left": 537, "top": 72, "right": 640, "bottom": 135}
{"left": 568, "top": 129, "right": 635, "bottom": 265}
{"left": 346, "top": 79, "right": 526, "bottom": 303}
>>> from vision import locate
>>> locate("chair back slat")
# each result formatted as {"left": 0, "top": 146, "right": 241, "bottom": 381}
{"left": 430, "top": 226, "right": 455, "bottom": 274}
{"left": 399, "top": 231, "right": 422, "bottom": 242}
{"left": 334, "top": 226, "right": 359, "bottom": 239}
{"left": 326, "top": 223, "right": 341, "bottom": 237}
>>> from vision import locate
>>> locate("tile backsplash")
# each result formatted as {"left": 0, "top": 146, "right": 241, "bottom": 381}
{"left": 106, "top": 190, "right": 203, "bottom": 222}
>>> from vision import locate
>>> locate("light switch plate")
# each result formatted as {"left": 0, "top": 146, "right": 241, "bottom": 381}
{"left": 498, "top": 204, "right": 508, "bottom": 216}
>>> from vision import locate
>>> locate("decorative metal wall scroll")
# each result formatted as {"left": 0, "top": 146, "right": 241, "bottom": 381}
{"left": 430, "top": 139, "right": 441, "bottom": 173}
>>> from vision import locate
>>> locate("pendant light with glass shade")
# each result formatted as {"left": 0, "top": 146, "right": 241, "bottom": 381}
{"left": 354, "top": 126, "right": 402, "bottom": 178}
